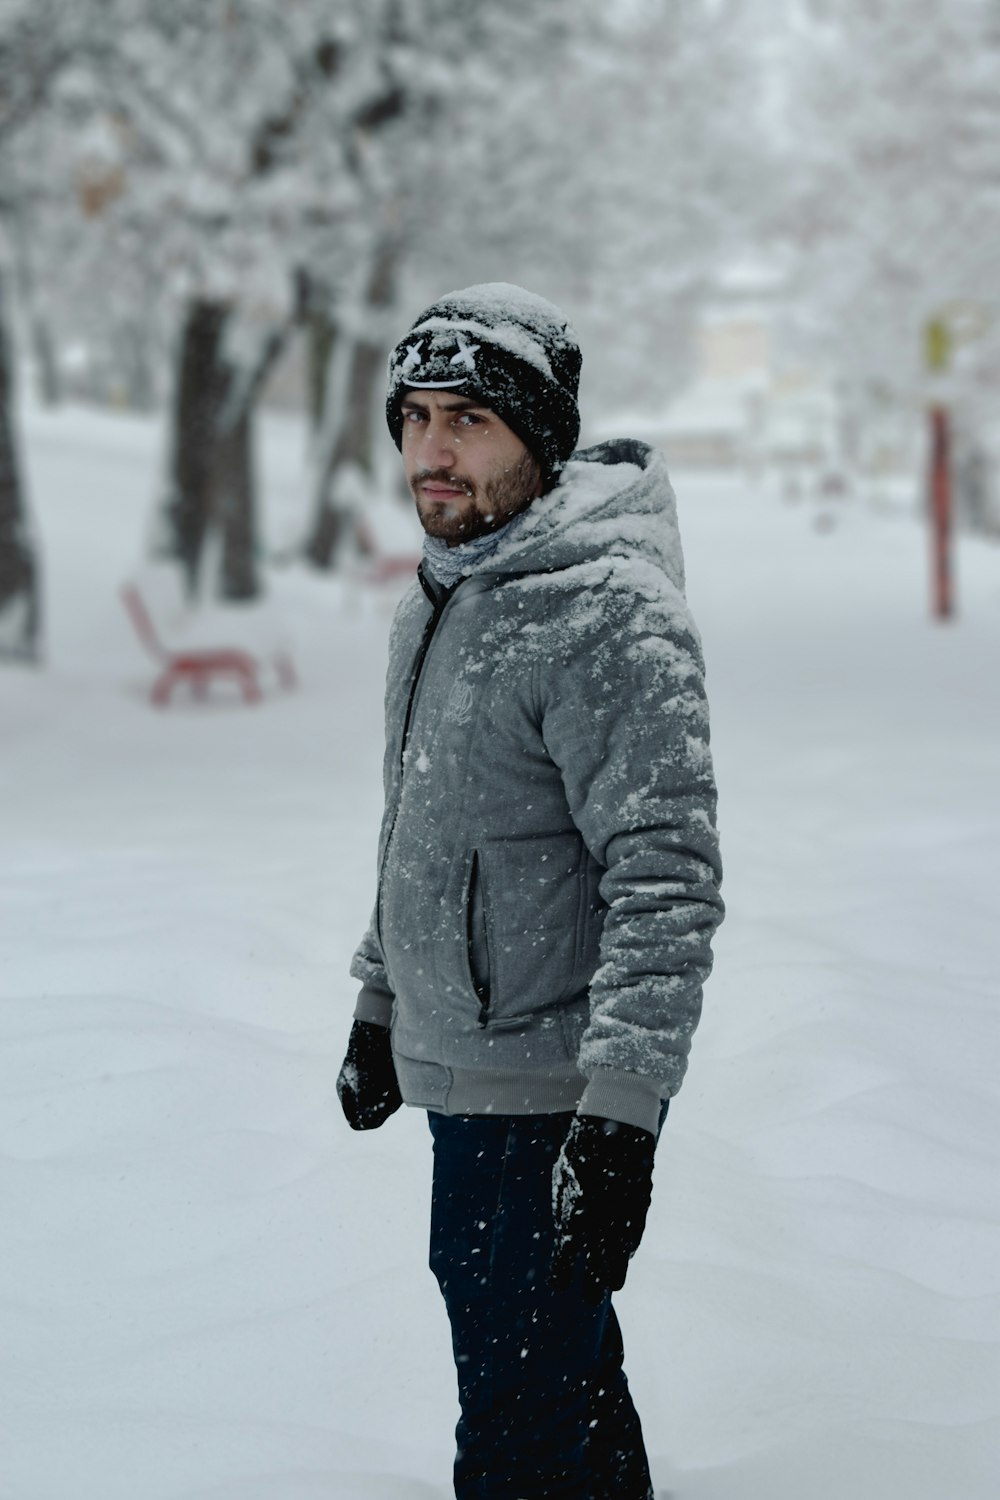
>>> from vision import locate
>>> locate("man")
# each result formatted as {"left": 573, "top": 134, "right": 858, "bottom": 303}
{"left": 337, "top": 283, "right": 723, "bottom": 1500}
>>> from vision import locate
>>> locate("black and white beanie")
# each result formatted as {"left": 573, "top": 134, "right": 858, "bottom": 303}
{"left": 386, "top": 282, "right": 582, "bottom": 486}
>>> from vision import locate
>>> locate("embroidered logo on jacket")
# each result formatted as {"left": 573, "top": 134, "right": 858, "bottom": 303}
{"left": 443, "top": 680, "right": 474, "bottom": 726}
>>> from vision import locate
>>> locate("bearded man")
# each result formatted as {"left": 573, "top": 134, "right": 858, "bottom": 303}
{"left": 337, "top": 283, "right": 724, "bottom": 1500}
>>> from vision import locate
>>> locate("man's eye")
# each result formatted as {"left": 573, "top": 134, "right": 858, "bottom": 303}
{"left": 403, "top": 409, "right": 426, "bottom": 423}
{"left": 456, "top": 412, "right": 482, "bottom": 426}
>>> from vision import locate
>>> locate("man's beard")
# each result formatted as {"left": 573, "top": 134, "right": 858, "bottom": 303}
{"left": 411, "top": 451, "right": 541, "bottom": 547}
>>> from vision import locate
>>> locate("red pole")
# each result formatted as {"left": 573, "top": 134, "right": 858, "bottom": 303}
{"left": 928, "top": 404, "right": 953, "bottom": 620}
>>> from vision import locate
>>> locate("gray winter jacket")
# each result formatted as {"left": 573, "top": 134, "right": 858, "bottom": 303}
{"left": 350, "top": 439, "right": 723, "bottom": 1134}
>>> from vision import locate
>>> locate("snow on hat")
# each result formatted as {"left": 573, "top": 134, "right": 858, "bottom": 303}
{"left": 386, "top": 282, "right": 581, "bottom": 484}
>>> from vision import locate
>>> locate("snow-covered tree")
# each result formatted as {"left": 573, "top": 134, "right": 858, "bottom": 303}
{"left": 0, "top": 273, "right": 38, "bottom": 659}
{"left": 23, "top": 0, "right": 996, "bottom": 611}
{"left": 0, "top": 0, "right": 92, "bottom": 659}
{"left": 299, "top": 0, "right": 612, "bottom": 567}
{"left": 768, "top": 0, "right": 1000, "bottom": 397}
{"left": 20, "top": 2, "right": 601, "bottom": 585}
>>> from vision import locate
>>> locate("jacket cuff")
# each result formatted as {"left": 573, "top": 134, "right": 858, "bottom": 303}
{"left": 578, "top": 1068, "right": 663, "bottom": 1136}
{"left": 353, "top": 986, "right": 394, "bottom": 1028}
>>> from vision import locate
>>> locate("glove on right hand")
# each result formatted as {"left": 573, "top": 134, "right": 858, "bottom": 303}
{"left": 550, "top": 1114, "right": 655, "bottom": 1304}
{"left": 336, "top": 1019, "right": 403, "bottom": 1131}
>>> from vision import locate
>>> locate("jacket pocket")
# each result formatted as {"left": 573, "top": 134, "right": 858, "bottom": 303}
{"left": 466, "top": 850, "right": 492, "bottom": 1025}
{"left": 475, "top": 831, "right": 587, "bottom": 1024}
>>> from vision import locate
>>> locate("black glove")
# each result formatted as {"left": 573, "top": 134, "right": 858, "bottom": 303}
{"left": 550, "top": 1114, "right": 656, "bottom": 1304}
{"left": 336, "top": 1019, "right": 403, "bottom": 1130}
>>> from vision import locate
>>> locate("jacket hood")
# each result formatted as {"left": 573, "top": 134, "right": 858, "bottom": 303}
{"left": 464, "top": 438, "right": 686, "bottom": 597}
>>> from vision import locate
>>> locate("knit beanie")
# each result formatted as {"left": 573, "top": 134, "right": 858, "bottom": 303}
{"left": 386, "top": 283, "right": 581, "bottom": 485}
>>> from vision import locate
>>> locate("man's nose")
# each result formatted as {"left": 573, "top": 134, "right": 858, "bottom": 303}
{"left": 418, "top": 417, "right": 458, "bottom": 465}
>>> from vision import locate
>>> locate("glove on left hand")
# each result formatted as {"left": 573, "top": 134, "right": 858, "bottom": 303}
{"left": 550, "top": 1114, "right": 656, "bottom": 1305}
{"left": 336, "top": 1019, "right": 403, "bottom": 1131}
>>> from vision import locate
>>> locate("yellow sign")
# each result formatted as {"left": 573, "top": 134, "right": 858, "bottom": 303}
{"left": 924, "top": 302, "right": 994, "bottom": 374}
{"left": 924, "top": 317, "right": 952, "bottom": 374}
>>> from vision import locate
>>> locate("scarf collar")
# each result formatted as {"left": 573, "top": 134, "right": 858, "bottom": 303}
{"left": 421, "top": 508, "right": 531, "bottom": 588}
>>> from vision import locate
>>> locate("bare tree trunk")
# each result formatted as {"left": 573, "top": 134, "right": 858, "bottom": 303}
{"left": 31, "top": 317, "right": 59, "bottom": 408}
{"left": 10, "top": 207, "right": 60, "bottom": 408}
{"left": 307, "top": 300, "right": 336, "bottom": 433}
{"left": 304, "top": 239, "right": 397, "bottom": 569}
{"left": 161, "top": 298, "right": 227, "bottom": 594}
{"left": 214, "top": 402, "right": 257, "bottom": 600}
{"left": 115, "top": 316, "right": 157, "bottom": 413}
{"left": 0, "top": 276, "right": 41, "bottom": 661}
{"left": 157, "top": 297, "right": 263, "bottom": 601}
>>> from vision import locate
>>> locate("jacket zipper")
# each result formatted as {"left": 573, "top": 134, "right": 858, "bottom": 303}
{"left": 398, "top": 567, "right": 456, "bottom": 775}
{"left": 375, "top": 569, "right": 460, "bottom": 954}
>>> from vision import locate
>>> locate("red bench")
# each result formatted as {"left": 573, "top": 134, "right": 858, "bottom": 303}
{"left": 121, "top": 583, "right": 296, "bottom": 707}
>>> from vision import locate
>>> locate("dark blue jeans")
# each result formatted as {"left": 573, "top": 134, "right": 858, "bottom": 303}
{"left": 428, "top": 1111, "right": 659, "bottom": 1500}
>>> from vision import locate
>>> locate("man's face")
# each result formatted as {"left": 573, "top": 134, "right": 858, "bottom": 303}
{"left": 401, "top": 389, "right": 543, "bottom": 547}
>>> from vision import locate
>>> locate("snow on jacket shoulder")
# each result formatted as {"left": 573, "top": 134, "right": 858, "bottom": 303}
{"left": 350, "top": 439, "right": 724, "bottom": 1134}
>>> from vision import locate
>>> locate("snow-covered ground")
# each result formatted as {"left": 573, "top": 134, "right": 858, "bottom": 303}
{"left": 2, "top": 403, "right": 998, "bottom": 1499}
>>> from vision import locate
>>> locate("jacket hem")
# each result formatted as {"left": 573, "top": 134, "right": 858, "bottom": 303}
{"left": 397, "top": 1058, "right": 587, "bottom": 1118}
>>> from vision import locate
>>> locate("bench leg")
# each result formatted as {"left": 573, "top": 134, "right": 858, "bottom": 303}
{"left": 238, "top": 665, "right": 262, "bottom": 704}
{"left": 276, "top": 653, "right": 297, "bottom": 690}
{"left": 151, "top": 667, "right": 178, "bottom": 707}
